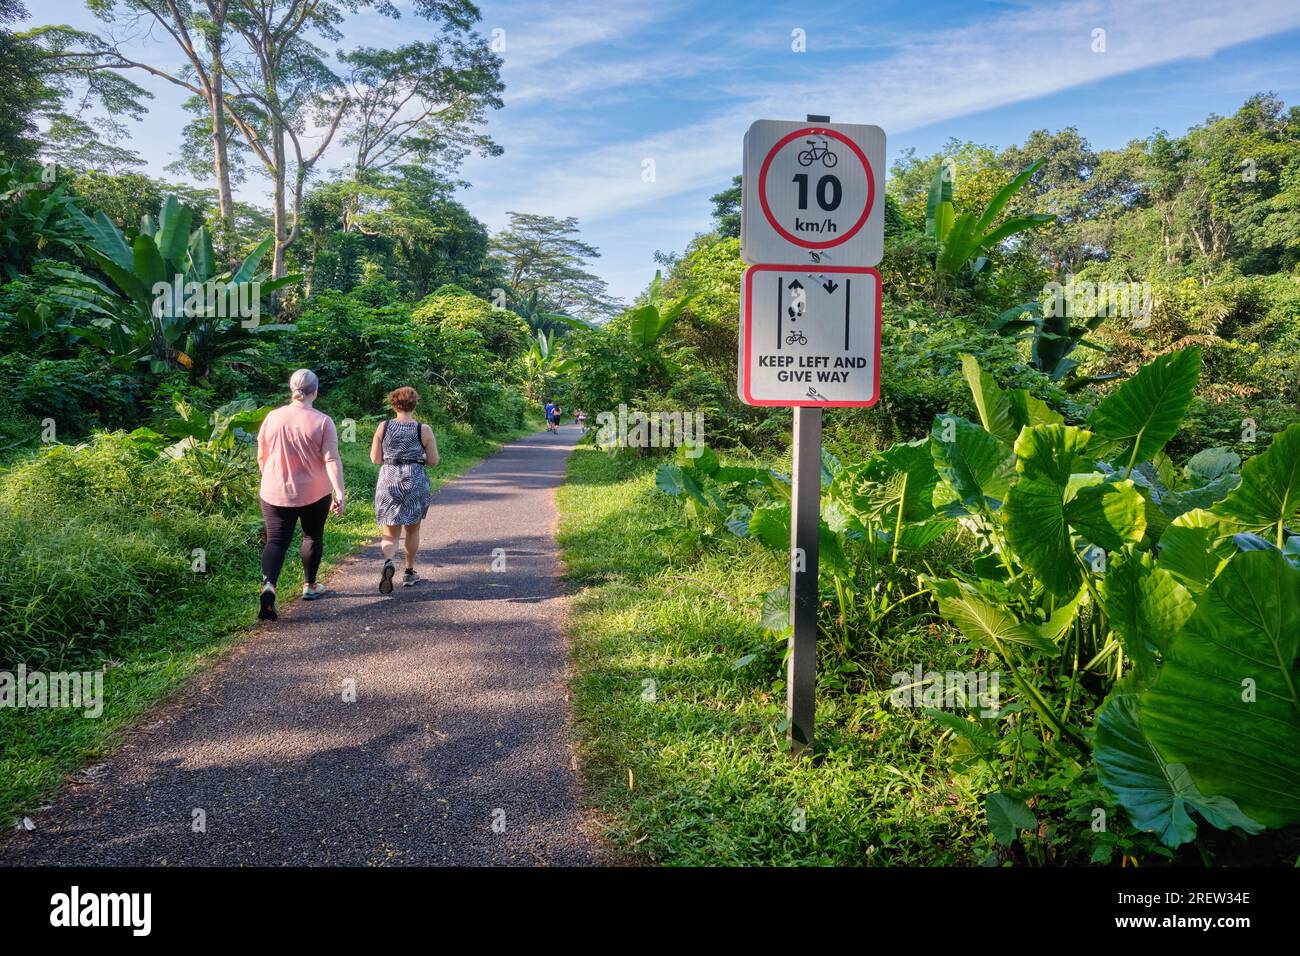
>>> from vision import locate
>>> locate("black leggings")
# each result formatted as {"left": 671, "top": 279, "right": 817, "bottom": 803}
{"left": 260, "top": 494, "right": 331, "bottom": 587}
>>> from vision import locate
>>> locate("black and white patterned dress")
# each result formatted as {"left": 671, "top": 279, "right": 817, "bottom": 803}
{"left": 374, "top": 419, "right": 432, "bottom": 525}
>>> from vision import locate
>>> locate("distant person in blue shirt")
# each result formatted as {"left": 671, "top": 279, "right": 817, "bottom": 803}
{"left": 544, "top": 400, "right": 556, "bottom": 433}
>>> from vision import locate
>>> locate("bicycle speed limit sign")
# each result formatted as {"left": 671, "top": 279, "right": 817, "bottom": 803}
{"left": 741, "top": 119, "right": 886, "bottom": 266}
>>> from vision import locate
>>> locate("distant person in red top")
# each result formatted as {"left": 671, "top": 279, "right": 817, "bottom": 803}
{"left": 255, "top": 369, "right": 346, "bottom": 620}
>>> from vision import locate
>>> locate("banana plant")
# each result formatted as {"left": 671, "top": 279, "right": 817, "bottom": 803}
{"left": 926, "top": 159, "right": 1055, "bottom": 301}
{"left": 522, "top": 328, "right": 575, "bottom": 400}
{"left": 626, "top": 270, "right": 692, "bottom": 347}
{"left": 990, "top": 298, "right": 1124, "bottom": 391}
{"left": 59, "top": 194, "right": 300, "bottom": 377}
{"left": 512, "top": 288, "right": 592, "bottom": 335}
{"left": 0, "top": 158, "right": 87, "bottom": 279}
{"left": 126, "top": 396, "right": 272, "bottom": 511}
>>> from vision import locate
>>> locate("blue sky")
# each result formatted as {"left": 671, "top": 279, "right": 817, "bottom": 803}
{"left": 29, "top": 0, "right": 1300, "bottom": 303}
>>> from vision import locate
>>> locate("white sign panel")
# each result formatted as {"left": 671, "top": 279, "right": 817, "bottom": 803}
{"left": 738, "top": 264, "right": 881, "bottom": 407}
{"left": 741, "top": 120, "right": 886, "bottom": 267}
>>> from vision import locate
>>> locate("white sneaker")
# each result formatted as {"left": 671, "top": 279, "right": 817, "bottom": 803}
{"left": 303, "top": 583, "right": 327, "bottom": 600}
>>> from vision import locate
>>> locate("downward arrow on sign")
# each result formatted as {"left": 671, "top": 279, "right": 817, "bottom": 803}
{"left": 822, "top": 279, "right": 839, "bottom": 294}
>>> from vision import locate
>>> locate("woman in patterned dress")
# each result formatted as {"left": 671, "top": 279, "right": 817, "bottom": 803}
{"left": 369, "top": 386, "right": 440, "bottom": 592}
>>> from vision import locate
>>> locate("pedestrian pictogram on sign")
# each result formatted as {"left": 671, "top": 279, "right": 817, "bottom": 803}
{"left": 741, "top": 120, "right": 886, "bottom": 267}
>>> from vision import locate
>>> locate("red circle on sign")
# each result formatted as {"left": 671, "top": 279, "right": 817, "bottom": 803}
{"left": 758, "top": 126, "right": 874, "bottom": 250}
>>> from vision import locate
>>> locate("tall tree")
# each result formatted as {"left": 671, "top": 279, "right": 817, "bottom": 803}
{"left": 490, "top": 212, "right": 619, "bottom": 320}
{"left": 0, "top": 0, "right": 49, "bottom": 163}
{"left": 338, "top": 40, "right": 502, "bottom": 208}
{"left": 34, "top": 2, "right": 237, "bottom": 234}
{"left": 709, "top": 174, "right": 741, "bottom": 238}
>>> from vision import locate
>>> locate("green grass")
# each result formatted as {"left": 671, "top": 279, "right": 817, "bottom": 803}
{"left": 556, "top": 447, "right": 983, "bottom": 866}
{"left": 0, "top": 415, "right": 539, "bottom": 827}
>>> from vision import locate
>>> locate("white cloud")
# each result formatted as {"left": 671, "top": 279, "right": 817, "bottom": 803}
{"left": 480, "top": 0, "right": 1300, "bottom": 226}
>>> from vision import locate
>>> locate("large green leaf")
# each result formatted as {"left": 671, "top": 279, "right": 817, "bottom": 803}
{"left": 960, "top": 354, "right": 1020, "bottom": 444}
{"left": 188, "top": 225, "right": 215, "bottom": 282}
{"left": 760, "top": 586, "right": 790, "bottom": 634}
{"left": 1087, "top": 347, "right": 1202, "bottom": 470}
{"left": 1160, "top": 472, "right": 1239, "bottom": 519}
{"left": 844, "top": 440, "right": 939, "bottom": 523}
{"left": 627, "top": 304, "right": 662, "bottom": 347}
{"left": 1063, "top": 479, "right": 1146, "bottom": 551}
{"left": 1013, "top": 424, "right": 1092, "bottom": 486}
{"left": 231, "top": 236, "right": 274, "bottom": 285}
{"left": 748, "top": 503, "right": 791, "bottom": 551}
{"left": 155, "top": 193, "right": 192, "bottom": 268}
{"left": 86, "top": 249, "right": 151, "bottom": 307}
{"left": 1139, "top": 548, "right": 1300, "bottom": 828}
{"left": 930, "top": 415, "right": 1015, "bottom": 511}
{"left": 132, "top": 235, "right": 167, "bottom": 291}
{"left": 1004, "top": 426, "right": 1142, "bottom": 597}
{"left": 1100, "top": 547, "right": 1194, "bottom": 678}
{"left": 1156, "top": 508, "right": 1237, "bottom": 592}
{"left": 655, "top": 462, "right": 708, "bottom": 509}
{"left": 1094, "top": 693, "right": 1264, "bottom": 848}
{"left": 74, "top": 209, "right": 134, "bottom": 271}
{"left": 958, "top": 354, "right": 1063, "bottom": 443}
{"left": 1184, "top": 447, "right": 1241, "bottom": 486}
{"left": 979, "top": 213, "right": 1054, "bottom": 249}
{"left": 972, "top": 158, "right": 1045, "bottom": 239}
{"left": 1213, "top": 422, "right": 1300, "bottom": 547}
{"left": 924, "top": 577, "right": 1057, "bottom": 652}
{"left": 925, "top": 162, "right": 953, "bottom": 242}
{"left": 1010, "top": 389, "right": 1064, "bottom": 431}
{"left": 1005, "top": 476, "right": 1078, "bottom": 597}
{"left": 985, "top": 791, "right": 1037, "bottom": 847}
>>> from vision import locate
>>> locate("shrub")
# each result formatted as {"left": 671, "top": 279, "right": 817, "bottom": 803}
{"left": 412, "top": 285, "right": 531, "bottom": 362}
{"left": 0, "top": 432, "right": 259, "bottom": 668}
{"left": 0, "top": 351, "right": 142, "bottom": 436}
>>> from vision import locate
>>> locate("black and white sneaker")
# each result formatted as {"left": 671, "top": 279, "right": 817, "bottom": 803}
{"left": 379, "top": 558, "right": 396, "bottom": 594}
{"left": 403, "top": 568, "right": 420, "bottom": 587}
{"left": 258, "top": 580, "right": 278, "bottom": 621}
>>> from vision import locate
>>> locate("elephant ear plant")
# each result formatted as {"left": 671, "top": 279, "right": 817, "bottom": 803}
{"left": 55, "top": 194, "right": 300, "bottom": 377}
{"left": 921, "top": 344, "right": 1300, "bottom": 851}
{"left": 652, "top": 343, "right": 1298, "bottom": 855}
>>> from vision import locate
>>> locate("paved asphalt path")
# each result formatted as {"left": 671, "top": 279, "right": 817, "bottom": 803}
{"left": 1, "top": 425, "right": 606, "bottom": 866}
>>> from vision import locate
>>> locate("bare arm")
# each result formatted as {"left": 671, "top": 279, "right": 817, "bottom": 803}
{"left": 421, "top": 424, "right": 440, "bottom": 468}
{"left": 325, "top": 455, "right": 346, "bottom": 501}
{"left": 369, "top": 419, "right": 386, "bottom": 465}
{"left": 256, "top": 416, "right": 269, "bottom": 471}
{"left": 322, "top": 419, "right": 346, "bottom": 514}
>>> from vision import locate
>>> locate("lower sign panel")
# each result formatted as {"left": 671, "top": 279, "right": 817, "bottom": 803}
{"left": 739, "top": 264, "right": 881, "bottom": 407}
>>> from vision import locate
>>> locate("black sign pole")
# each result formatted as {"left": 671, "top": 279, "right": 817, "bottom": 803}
{"left": 787, "top": 113, "right": 831, "bottom": 757}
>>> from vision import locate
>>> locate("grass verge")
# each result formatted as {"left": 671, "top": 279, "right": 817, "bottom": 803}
{"left": 556, "top": 446, "right": 981, "bottom": 866}
{"left": 0, "top": 416, "right": 538, "bottom": 827}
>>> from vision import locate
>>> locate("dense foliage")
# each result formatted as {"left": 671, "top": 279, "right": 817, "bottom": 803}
{"left": 2, "top": 0, "right": 1298, "bottom": 864}
{"left": 586, "top": 93, "right": 1300, "bottom": 865}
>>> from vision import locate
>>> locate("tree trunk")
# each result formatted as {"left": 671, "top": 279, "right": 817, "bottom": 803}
{"left": 210, "top": 74, "right": 235, "bottom": 254}
{"left": 207, "top": 4, "right": 234, "bottom": 254}
{"left": 272, "top": 124, "right": 288, "bottom": 278}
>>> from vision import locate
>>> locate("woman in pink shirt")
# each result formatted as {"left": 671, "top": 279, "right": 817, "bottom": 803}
{"left": 255, "top": 369, "right": 346, "bottom": 620}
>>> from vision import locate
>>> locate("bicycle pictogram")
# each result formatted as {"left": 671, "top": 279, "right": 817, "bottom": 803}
{"left": 797, "top": 138, "right": 838, "bottom": 168}
{"left": 785, "top": 330, "right": 807, "bottom": 346}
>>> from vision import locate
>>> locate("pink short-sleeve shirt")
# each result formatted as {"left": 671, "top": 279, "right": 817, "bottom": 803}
{"left": 257, "top": 403, "right": 340, "bottom": 507}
